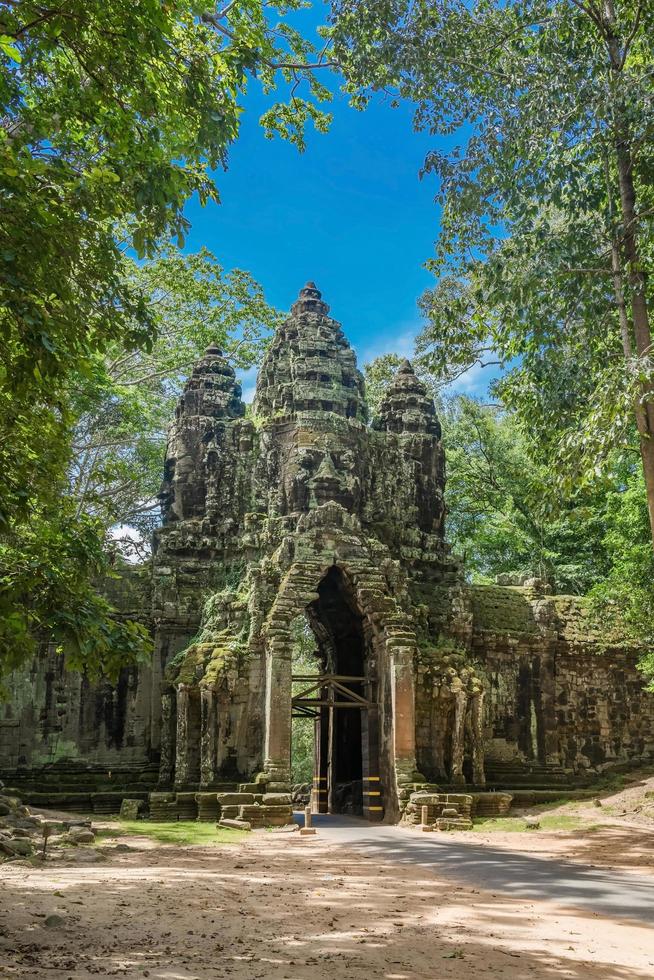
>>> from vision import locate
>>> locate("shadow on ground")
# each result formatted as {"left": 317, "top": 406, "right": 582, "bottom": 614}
{"left": 1, "top": 825, "right": 653, "bottom": 979}
{"left": 303, "top": 814, "right": 654, "bottom": 925}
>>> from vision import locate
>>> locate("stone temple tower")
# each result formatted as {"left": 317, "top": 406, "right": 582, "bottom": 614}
{"left": 151, "top": 282, "right": 462, "bottom": 821}
{"left": 143, "top": 282, "right": 654, "bottom": 826}
{"left": 2, "top": 283, "right": 652, "bottom": 821}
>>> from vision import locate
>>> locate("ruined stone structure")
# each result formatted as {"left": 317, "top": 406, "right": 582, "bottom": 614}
{"left": 1, "top": 283, "right": 653, "bottom": 823}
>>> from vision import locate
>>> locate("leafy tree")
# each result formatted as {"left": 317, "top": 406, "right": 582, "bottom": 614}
{"left": 0, "top": 501, "right": 151, "bottom": 687}
{"left": 331, "top": 0, "right": 654, "bottom": 542}
{"left": 589, "top": 467, "right": 654, "bottom": 681}
{"left": 442, "top": 397, "right": 611, "bottom": 592}
{"left": 1, "top": 0, "right": 331, "bottom": 526}
{"left": 0, "top": 2, "right": 332, "bottom": 676}
{"left": 69, "top": 248, "right": 282, "bottom": 543}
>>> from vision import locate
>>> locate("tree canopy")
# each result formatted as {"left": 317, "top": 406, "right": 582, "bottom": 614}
{"left": 331, "top": 0, "right": 654, "bottom": 542}
{"left": 0, "top": 1, "right": 330, "bottom": 677}
{"left": 1, "top": 0, "right": 331, "bottom": 525}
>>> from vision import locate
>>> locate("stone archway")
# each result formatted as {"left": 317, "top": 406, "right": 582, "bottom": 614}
{"left": 261, "top": 553, "right": 419, "bottom": 821}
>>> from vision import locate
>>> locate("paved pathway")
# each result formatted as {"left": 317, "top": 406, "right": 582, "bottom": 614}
{"left": 295, "top": 813, "right": 654, "bottom": 925}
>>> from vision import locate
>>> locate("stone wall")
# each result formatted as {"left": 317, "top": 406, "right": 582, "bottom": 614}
{"left": 469, "top": 586, "right": 654, "bottom": 781}
{"left": 0, "top": 564, "right": 157, "bottom": 790}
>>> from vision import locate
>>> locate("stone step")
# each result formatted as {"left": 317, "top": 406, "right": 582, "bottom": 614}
{"left": 239, "top": 804, "right": 292, "bottom": 817}
{"left": 217, "top": 792, "right": 255, "bottom": 805}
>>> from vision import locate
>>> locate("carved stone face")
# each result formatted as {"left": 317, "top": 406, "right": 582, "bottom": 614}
{"left": 278, "top": 430, "right": 361, "bottom": 516}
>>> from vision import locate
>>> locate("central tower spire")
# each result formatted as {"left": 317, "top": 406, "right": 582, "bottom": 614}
{"left": 253, "top": 282, "right": 366, "bottom": 421}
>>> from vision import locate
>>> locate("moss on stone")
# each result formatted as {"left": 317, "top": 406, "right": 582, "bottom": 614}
{"left": 469, "top": 585, "right": 540, "bottom": 634}
{"left": 165, "top": 631, "right": 246, "bottom": 689}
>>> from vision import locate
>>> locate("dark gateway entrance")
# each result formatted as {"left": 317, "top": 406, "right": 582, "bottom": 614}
{"left": 292, "top": 567, "right": 383, "bottom": 820}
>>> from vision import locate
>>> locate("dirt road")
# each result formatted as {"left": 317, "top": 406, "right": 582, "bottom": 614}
{"left": 1, "top": 818, "right": 653, "bottom": 980}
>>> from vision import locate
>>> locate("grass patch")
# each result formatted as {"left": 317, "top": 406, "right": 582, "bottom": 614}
{"left": 472, "top": 813, "right": 599, "bottom": 833}
{"left": 540, "top": 813, "right": 594, "bottom": 831}
{"left": 97, "top": 821, "right": 247, "bottom": 846}
{"left": 472, "top": 817, "right": 529, "bottom": 833}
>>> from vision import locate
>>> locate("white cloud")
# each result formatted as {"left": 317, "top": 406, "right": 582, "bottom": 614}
{"left": 445, "top": 360, "right": 501, "bottom": 399}
{"left": 354, "top": 319, "right": 422, "bottom": 367}
{"left": 237, "top": 365, "right": 259, "bottom": 404}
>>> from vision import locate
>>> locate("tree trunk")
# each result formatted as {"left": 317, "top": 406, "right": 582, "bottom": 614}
{"left": 613, "top": 145, "right": 654, "bottom": 543}
{"left": 610, "top": 234, "right": 654, "bottom": 541}
{"left": 603, "top": 0, "right": 654, "bottom": 543}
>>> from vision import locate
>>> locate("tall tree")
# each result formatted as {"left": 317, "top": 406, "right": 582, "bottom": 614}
{"left": 0, "top": 2, "right": 332, "bottom": 675}
{"left": 69, "top": 248, "right": 281, "bottom": 544}
{"left": 331, "top": 0, "right": 654, "bottom": 543}
{"left": 1, "top": 0, "right": 331, "bottom": 526}
{"left": 442, "top": 397, "right": 611, "bottom": 591}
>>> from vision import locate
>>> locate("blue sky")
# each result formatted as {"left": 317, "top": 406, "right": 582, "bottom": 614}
{"left": 182, "top": 17, "right": 497, "bottom": 403}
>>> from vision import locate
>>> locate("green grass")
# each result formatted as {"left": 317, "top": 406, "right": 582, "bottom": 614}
{"left": 472, "top": 813, "right": 600, "bottom": 833}
{"left": 97, "top": 821, "right": 247, "bottom": 846}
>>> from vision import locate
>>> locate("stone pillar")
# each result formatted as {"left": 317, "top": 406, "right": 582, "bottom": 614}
{"left": 158, "top": 690, "right": 176, "bottom": 787}
{"left": 263, "top": 638, "right": 292, "bottom": 786}
{"left": 175, "top": 684, "right": 191, "bottom": 788}
{"left": 471, "top": 690, "right": 485, "bottom": 785}
{"left": 432, "top": 693, "right": 448, "bottom": 779}
{"left": 390, "top": 643, "right": 419, "bottom": 814}
{"left": 362, "top": 704, "right": 383, "bottom": 820}
{"left": 313, "top": 695, "right": 329, "bottom": 813}
{"left": 200, "top": 688, "right": 218, "bottom": 788}
{"left": 450, "top": 685, "right": 468, "bottom": 786}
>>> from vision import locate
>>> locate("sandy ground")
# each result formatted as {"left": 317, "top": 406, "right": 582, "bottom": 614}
{"left": 466, "top": 772, "right": 654, "bottom": 876}
{"left": 1, "top": 814, "right": 654, "bottom": 980}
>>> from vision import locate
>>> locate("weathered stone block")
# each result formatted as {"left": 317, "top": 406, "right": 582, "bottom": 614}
{"left": 119, "top": 799, "right": 142, "bottom": 821}
{"left": 239, "top": 804, "right": 291, "bottom": 818}
{"left": 218, "top": 818, "right": 251, "bottom": 832}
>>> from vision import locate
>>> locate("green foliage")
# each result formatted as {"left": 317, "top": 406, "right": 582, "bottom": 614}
{"left": 1, "top": 1, "right": 331, "bottom": 525}
{"left": 588, "top": 468, "right": 654, "bottom": 682}
{"left": 331, "top": 0, "right": 654, "bottom": 504}
{"left": 442, "top": 397, "right": 611, "bottom": 593}
{"left": 472, "top": 814, "right": 596, "bottom": 834}
{"left": 334, "top": 0, "right": 654, "bottom": 680}
{"left": 0, "top": 500, "right": 151, "bottom": 683}
{"left": 106, "top": 821, "right": 247, "bottom": 845}
{"left": 69, "top": 248, "right": 281, "bottom": 541}
{"left": 0, "top": 2, "right": 331, "bottom": 677}
{"left": 290, "top": 616, "right": 319, "bottom": 784}
{"left": 0, "top": 0, "right": 329, "bottom": 380}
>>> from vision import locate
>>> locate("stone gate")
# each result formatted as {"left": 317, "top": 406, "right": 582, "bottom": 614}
{"left": 1, "top": 283, "right": 653, "bottom": 822}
